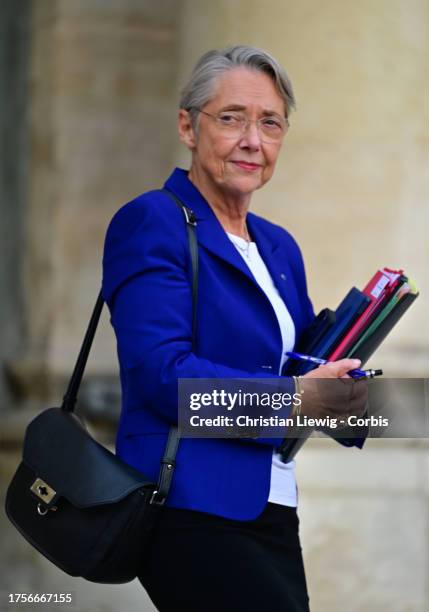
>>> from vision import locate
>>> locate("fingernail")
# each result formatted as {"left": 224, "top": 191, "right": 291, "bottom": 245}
{"left": 352, "top": 359, "right": 361, "bottom": 367}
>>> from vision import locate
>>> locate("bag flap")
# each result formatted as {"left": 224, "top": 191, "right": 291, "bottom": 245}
{"left": 22, "top": 407, "right": 155, "bottom": 508}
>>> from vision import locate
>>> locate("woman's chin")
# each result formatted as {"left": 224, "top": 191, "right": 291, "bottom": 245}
{"left": 224, "top": 175, "right": 264, "bottom": 196}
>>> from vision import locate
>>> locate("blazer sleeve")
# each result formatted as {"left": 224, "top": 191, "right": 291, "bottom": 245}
{"left": 102, "top": 192, "right": 295, "bottom": 446}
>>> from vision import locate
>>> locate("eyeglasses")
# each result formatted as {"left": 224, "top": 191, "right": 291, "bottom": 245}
{"left": 191, "top": 108, "right": 289, "bottom": 143}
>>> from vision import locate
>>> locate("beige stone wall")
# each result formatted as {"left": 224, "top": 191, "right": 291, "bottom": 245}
{"left": 296, "top": 437, "right": 429, "bottom": 611}
{"left": 19, "top": 0, "right": 180, "bottom": 390}
{"left": 174, "top": 0, "right": 429, "bottom": 377}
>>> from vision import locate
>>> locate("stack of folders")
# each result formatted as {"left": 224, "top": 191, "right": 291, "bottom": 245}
{"left": 279, "top": 267, "right": 419, "bottom": 460}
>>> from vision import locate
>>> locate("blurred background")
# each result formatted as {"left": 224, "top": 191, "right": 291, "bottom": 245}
{"left": 1, "top": 1, "right": 428, "bottom": 610}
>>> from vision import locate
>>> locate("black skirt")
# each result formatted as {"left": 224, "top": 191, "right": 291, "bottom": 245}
{"left": 138, "top": 502, "right": 310, "bottom": 612}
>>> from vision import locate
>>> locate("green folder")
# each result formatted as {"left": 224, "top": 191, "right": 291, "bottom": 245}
{"left": 346, "top": 282, "right": 411, "bottom": 357}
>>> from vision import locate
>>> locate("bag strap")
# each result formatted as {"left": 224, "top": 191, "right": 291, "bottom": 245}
{"left": 61, "top": 188, "right": 199, "bottom": 507}
{"left": 163, "top": 188, "right": 199, "bottom": 346}
{"left": 61, "top": 292, "right": 104, "bottom": 414}
{"left": 150, "top": 188, "right": 198, "bottom": 505}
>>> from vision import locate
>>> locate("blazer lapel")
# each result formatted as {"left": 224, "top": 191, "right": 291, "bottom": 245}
{"left": 165, "top": 171, "right": 257, "bottom": 286}
{"left": 246, "top": 213, "right": 302, "bottom": 332}
{"left": 197, "top": 218, "right": 259, "bottom": 286}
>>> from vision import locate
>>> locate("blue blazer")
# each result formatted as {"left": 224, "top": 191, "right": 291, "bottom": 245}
{"left": 102, "top": 167, "right": 365, "bottom": 520}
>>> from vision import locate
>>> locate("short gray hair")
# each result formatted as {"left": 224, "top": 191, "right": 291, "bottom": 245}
{"left": 179, "top": 45, "right": 296, "bottom": 129}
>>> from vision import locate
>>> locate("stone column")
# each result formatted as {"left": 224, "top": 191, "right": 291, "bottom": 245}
{"left": 8, "top": 0, "right": 181, "bottom": 406}
{"left": 0, "top": 0, "right": 31, "bottom": 410}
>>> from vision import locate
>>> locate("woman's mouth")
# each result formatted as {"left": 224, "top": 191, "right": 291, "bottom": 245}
{"left": 231, "top": 161, "right": 262, "bottom": 172}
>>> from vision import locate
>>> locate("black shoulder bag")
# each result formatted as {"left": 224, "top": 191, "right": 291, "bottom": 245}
{"left": 5, "top": 191, "right": 198, "bottom": 584}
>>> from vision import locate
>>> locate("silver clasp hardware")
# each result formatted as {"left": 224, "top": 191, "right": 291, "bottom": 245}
{"left": 37, "top": 503, "right": 57, "bottom": 516}
{"left": 30, "top": 478, "right": 56, "bottom": 503}
{"left": 182, "top": 207, "right": 197, "bottom": 226}
{"left": 149, "top": 489, "right": 166, "bottom": 506}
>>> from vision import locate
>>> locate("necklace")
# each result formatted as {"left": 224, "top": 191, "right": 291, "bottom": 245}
{"left": 230, "top": 223, "right": 252, "bottom": 259}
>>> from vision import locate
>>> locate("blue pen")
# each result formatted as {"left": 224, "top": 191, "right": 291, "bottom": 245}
{"left": 285, "top": 351, "right": 383, "bottom": 379}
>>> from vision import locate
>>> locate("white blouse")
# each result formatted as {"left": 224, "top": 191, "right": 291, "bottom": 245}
{"left": 226, "top": 232, "right": 298, "bottom": 507}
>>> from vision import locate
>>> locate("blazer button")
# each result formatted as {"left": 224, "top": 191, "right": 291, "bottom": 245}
{"left": 280, "top": 273, "right": 287, "bottom": 280}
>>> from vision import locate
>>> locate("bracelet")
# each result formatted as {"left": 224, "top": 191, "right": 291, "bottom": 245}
{"left": 292, "top": 376, "right": 302, "bottom": 417}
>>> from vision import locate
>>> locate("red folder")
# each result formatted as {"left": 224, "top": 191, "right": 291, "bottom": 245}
{"left": 328, "top": 268, "right": 403, "bottom": 360}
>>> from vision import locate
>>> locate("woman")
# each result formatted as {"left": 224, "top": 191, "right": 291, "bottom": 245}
{"left": 102, "top": 45, "right": 368, "bottom": 612}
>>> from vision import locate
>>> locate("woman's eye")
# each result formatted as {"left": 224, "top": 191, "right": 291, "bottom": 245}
{"left": 218, "top": 113, "right": 240, "bottom": 125}
{"left": 262, "top": 118, "right": 283, "bottom": 129}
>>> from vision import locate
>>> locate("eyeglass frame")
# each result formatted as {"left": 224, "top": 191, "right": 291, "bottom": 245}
{"left": 188, "top": 107, "right": 290, "bottom": 143}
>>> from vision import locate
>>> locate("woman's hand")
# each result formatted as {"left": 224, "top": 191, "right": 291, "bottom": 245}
{"left": 299, "top": 359, "right": 368, "bottom": 421}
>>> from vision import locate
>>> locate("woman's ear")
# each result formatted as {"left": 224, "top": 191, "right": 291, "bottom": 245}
{"left": 178, "top": 109, "right": 197, "bottom": 150}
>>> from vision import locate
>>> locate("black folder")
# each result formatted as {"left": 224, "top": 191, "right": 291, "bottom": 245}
{"left": 348, "top": 291, "right": 418, "bottom": 364}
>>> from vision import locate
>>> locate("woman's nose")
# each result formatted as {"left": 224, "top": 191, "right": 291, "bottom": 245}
{"left": 238, "top": 122, "right": 262, "bottom": 150}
